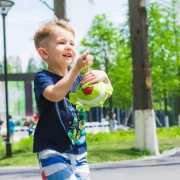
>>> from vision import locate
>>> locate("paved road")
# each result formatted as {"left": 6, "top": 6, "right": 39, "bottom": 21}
{"left": 1, "top": 148, "right": 180, "bottom": 180}
{"left": 0, "top": 165, "right": 180, "bottom": 180}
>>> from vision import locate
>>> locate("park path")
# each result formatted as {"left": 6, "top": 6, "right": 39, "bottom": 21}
{"left": 0, "top": 148, "right": 180, "bottom": 180}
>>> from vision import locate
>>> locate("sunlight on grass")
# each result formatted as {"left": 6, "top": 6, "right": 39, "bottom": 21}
{"left": 0, "top": 126, "right": 180, "bottom": 166}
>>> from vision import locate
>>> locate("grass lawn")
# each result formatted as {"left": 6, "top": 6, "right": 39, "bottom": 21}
{"left": 0, "top": 127, "right": 180, "bottom": 166}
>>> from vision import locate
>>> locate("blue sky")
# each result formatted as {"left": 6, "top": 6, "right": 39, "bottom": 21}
{"left": 0, "top": 0, "right": 129, "bottom": 71}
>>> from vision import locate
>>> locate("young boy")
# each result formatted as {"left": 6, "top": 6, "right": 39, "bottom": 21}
{"left": 33, "top": 19, "right": 111, "bottom": 180}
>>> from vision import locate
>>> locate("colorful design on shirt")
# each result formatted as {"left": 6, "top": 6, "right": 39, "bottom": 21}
{"left": 69, "top": 82, "right": 113, "bottom": 111}
{"left": 64, "top": 98, "right": 86, "bottom": 145}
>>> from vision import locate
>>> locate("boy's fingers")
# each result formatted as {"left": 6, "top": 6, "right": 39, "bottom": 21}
{"left": 88, "top": 55, "right": 93, "bottom": 63}
{"left": 81, "top": 75, "right": 94, "bottom": 84}
{"left": 82, "top": 74, "right": 91, "bottom": 81}
{"left": 79, "top": 52, "right": 88, "bottom": 61}
{"left": 81, "top": 77, "right": 96, "bottom": 84}
{"left": 84, "top": 79, "right": 97, "bottom": 85}
{"left": 82, "top": 72, "right": 94, "bottom": 81}
{"left": 85, "top": 55, "right": 93, "bottom": 67}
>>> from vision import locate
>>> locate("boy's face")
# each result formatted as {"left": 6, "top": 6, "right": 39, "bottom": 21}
{"left": 42, "top": 26, "right": 76, "bottom": 68}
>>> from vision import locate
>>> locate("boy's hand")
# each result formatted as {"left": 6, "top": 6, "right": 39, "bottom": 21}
{"left": 81, "top": 70, "right": 110, "bottom": 85}
{"left": 75, "top": 52, "right": 93, "bottom": 71}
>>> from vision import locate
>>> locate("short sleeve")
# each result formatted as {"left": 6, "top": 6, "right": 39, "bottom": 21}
{"left": 77, "top": 74, "right": 83, "bottom": 82}
{"left": 71, "top": 74, "right": 83, "bottom": 92}
{"left": 34, "top": 71, "right": 54, "bottom": 100}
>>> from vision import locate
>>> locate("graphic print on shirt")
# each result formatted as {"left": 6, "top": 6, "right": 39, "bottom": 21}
{"left": 64, "top": 98, "right": 86, "bottom": 145}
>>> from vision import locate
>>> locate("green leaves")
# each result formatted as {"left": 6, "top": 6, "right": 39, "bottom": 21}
{"left": 80, "top": 14, "right": 132, "bottom": 108}
{"left": 26, "top": 57, "right": 40, "bottom": 73}
{"left": 80, "top": 1, "right": 180, "bottom": 111}
{"left": 148, "top": 2, "right": 180, "bottom": 110}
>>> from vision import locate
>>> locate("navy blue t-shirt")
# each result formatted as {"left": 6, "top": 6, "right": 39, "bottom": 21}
{"left": 33, "top": 70, "right": 87, "bottom": 154}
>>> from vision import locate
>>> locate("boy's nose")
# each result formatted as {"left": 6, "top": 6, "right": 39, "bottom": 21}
{"left": 65, "top": 43, "right": 71, "bottom": 50}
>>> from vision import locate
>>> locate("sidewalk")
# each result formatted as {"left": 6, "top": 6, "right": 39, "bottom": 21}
{"left": 90, "top": 147, "right": 180, "bottom": 171}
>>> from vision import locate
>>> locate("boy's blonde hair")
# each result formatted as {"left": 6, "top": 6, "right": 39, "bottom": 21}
{"left": 33, "top": 19, "right": 75, "bottom": 49}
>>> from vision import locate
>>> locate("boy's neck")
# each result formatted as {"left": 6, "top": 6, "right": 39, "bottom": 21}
{"left": 47, "top": 66, "right": 68, "bottom": 76}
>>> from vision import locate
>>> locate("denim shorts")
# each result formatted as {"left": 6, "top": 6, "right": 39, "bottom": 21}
{"left": 38, "top": 149, "right": 91, "bottom": 180}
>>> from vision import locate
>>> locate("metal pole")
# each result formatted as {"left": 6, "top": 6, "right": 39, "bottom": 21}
{"left": 2, "top": 14, "right": 12, "bottom": 157}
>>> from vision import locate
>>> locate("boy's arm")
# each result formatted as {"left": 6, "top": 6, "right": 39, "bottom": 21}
{"left": 43, "top": 53, "right": 93, "bottom": 102}
{"left": 43, "top": 66, "right": 80, "bottom": 102}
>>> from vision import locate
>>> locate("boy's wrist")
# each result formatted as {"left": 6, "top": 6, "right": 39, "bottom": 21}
{"left": 73, "top": 65, "right": 81, "bottom": 74}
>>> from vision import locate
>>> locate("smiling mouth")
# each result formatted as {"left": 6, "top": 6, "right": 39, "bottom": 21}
{"left": 63, "top": 54, "right": 72, "bottom": 57}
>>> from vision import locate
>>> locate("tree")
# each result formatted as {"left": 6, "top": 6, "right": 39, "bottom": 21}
{"left": 26, "top": 57, "right": 39, "bottom": 73}
{"left": 39, "top": 0, "right": 67, "bottom": 20}
{"left": 110, "top": 27, "right": 132, "bottom": 108}
{"left": 0, "top": 61, "right": 3, "bottom": 74}
{"left": 81, "top": 14, "right": 118, "bottom": 73}
{"left": 81, "top": 14, "right": 133, "bottom": 109}
{"left": 129, "top": 0, "right": 159, "bottom": 154}
{"left": 148, "top": 2, "right": 180, "bottom": 126}
{"left": 7, "top": 56, "right": 23, "bottom": 73}
{"left": 39, "top": 59, "right": 48, "bottom": 70}
{"left": 13, "top": 56, "right": 22, "bottom": 73}
{"left": 171, "top": 0, "right": 180, "bottom": 121}
{"left": 81, "top": 14, "right": 121, "bottom": 124}
{"left": 39, "top": 0, "right": 93, "bottom": 20}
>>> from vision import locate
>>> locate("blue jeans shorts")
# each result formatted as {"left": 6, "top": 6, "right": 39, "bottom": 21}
{"left": 38, "top": 149, "right": 91, "bottom": 180}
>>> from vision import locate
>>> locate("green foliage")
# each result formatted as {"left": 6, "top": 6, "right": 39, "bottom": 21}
{"left": 0, "top": 137, "right": 4, "bottom": 153}
{"left": 13, "top": 135, "right": 33, "bottom": 154}
{"left": 110, "top": 28, "right": 132, "bottom": 107}
{"left": 26, "top": 57, "right": 47, "bottom": 73}
{"left": 8, "top": 81, "right": 26, "bottom": 117}
{"left": 39, "top": 60, "right": 48, "bottom": 70}
{"left": 148, "top": 2, "right": 180, "bottom": 111}
{"left": 7, "top": 56, "right": 23, "bottom": 73}
{"left": 80, "top": 2, "right": 180, "bottom": 111}
{"left": 81, "top": 14, "right": 132, "bottom": 108}
{"left": 7, "top": 63, "right": 13, "bottom": 73}
{"left": 26, "top": 57, "right": 39, "bottom": 73}
{"left": 81, "top": 14, "right": 118, "bottom": 72}
{"left": 0, "top": 61, "right": 3, "bottom": 74}
{"left": 157, "top": 126, "right": 180, "bottom": 136}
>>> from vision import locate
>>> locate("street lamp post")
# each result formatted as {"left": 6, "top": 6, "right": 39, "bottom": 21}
{"left": 0, "top": 0, "right": 14, "bottom": 157}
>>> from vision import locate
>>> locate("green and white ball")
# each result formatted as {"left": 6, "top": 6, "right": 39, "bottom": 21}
{"left": 69, "top": 82, "right": 113, "bottom": 111}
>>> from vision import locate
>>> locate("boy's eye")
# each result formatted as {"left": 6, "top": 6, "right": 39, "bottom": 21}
{"left": 59, "top": 42, "right": 65, "bottom": 44}
{"left": 70, "top": 43, "right": 75, "bottom": 46}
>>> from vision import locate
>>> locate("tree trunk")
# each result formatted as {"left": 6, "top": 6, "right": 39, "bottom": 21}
{"left": 128, "top": 0, "right": 159, "bottom": 155}
{"left": 54, "top": 0, "right": 67, "bottom": 20}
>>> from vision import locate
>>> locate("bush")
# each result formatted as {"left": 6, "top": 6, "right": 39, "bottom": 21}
{"left": 87, "top": 130, "right": 134, "bottom": 143}
{"left": 13, "top": 135, "right": 33, "bottom": 154}
{"left": 0, "top": 136, "right": 5, "bottom": 157}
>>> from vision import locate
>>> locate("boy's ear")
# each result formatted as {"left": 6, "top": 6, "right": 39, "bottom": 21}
{"left": 37, "top": 47, "right": 48, "bottom": 60}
